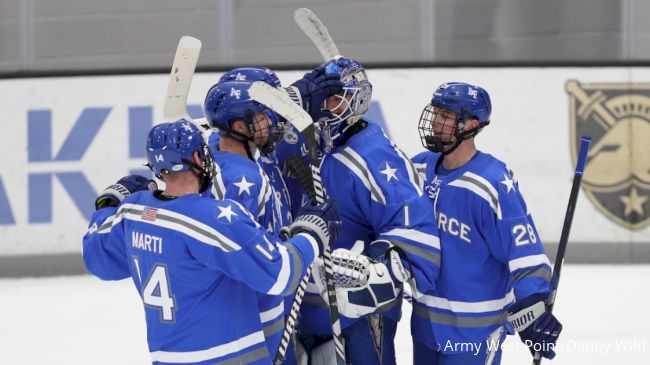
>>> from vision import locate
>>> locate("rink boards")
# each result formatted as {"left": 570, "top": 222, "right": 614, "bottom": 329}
{"left": 0, "top": 67, "right": 648, "bottom": 272}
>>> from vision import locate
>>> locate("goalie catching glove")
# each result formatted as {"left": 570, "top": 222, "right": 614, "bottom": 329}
{"left": 507, "top": 293, "right": 563, "bottom": 359}
{"left": 313, "top": 243, "right": 412, "bottom": 318}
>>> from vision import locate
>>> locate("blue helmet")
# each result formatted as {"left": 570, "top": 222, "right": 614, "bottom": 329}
{"left": 145, "top": 119, "right": 213, "bottom": 191}
{"left": 418, "top": 82, "right": 492, "bottom": 154}
{"left": 318, "top": 57, "right": 372, "bottom": 147}
{"left": 218, "top": 67, "right": 282, "bottom": 88}
{"left": 203, "top": 80, "right": 284, "bottom": 156}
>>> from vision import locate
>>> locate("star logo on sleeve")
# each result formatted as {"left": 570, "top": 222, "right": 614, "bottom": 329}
{"left": 379, "top": 162, "right": 399, "bottom": 182}
{"left": 216, "top": 204, "right": 238, "bottom": 223}
{"left": 233, "top": 176, "right": 255, "bottom": 196}
{"left": 500, "top": 174, "right": 515, "bottom": 193}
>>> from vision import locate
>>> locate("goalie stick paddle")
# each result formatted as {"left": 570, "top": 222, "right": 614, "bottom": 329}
{"left": 163, "top": 36, "right": 201, "bottom": 121}
{"left": 533, "top": 136, "right": 591, "bottom": 365}
{"left": 248, "top": 81, "right": 346, "bottom": 365}
{"left": 294, "top": 8, "right": 342, "bottom": 61}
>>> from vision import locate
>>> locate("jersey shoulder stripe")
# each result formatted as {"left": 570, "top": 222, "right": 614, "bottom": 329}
{"left": 98, "top": 202, "right": 243, "bottom": 252}
{"left": 383, "top": 131, "right": 424, "bottom": 196}
{"left": 333, "top": 147, "right": 387, "bottom": 205}
{"left": 448, "top": 171, "right": 502, "bottom": 219}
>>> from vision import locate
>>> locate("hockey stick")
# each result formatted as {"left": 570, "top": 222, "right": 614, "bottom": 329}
{"left": 533, "top": 136, "right": 591, "bottom": 365}
{"left": 163, "top": 36, "right": 201, "bottom": 121}
{"left": 248, "top": 81, "right": 346, "bottom": 365}
{"left": 294, "top": 8, "right": 342, "bottom": 61}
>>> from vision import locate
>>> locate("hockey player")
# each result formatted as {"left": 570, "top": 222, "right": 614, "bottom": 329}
{"left": 411, "top": 82, "right": 563, "bottom": 364}
{"left": 203, "top": 71, "right": 292, "bottom": 361}
{"left": 83, "top": 119, "right": 340, "bottom": 365}
{"left": 287, "top": 58, "right": 441, "bottom": 365}
{"left": 203, "top": 67, "right": 340, "bottom": 363}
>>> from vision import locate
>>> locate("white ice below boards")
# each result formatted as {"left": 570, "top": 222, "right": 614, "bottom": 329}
{"left": 1, "top": 265, "right": 649, "bottom": 364}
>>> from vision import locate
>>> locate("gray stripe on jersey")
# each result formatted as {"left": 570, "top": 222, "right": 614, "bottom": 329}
{"left": 153, "top": 212, "right": 238, "bottom": 252}
{"left": 339, "top": 149, "right": 386, "bottom": 205}
{"left": 413, "top": 305, "right": 508, "bottom": 328}
{"left": 458, "top": 174, "right": 499, "bottom": 210}
{"left": 386, "top": 239, "right": 441, "bottom": 267}
{"left": 284, "top": 242, "right": 304, "bottom": 293}
{"left": 119, "top": 206, "right": 239, "bottom": 252}
{"left": 393, "top": 143, "right": 424, "bottom": 194}
{"left": 96, "top": 215, "right": 118, "bottom": 233}
{"left": 262, "top": 316, "right": 285, "bottom": 338}
{"left": 210, "top": 346, "right": 269, "bottom": 365}
{"left": 512, "top": 266, "right": 552, "bottom": 283}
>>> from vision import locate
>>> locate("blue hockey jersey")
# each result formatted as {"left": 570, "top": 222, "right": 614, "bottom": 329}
{"left": 205, "top": 138, "right": 289, "bottom": 360}
{"left": 411, "top": 150, "right": 552, "bottom": 353}
{"left": 83, "top": 191, "right": 319, "bottom": 365}
{"left": 298, "top": 121, "right": 441, "bottom": 335}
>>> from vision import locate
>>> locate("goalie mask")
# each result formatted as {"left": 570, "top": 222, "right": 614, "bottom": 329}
{"left": 145, "top": 119, "right": 214, "bottom": 193}
{"left": 418, "top": 82, "right": 491, "bottom": 155}
{"left": 203, "top": 80, "right": 285, "bottom": 157}
{"left": 320, "top": 57, "right": 372, "bottom": 147}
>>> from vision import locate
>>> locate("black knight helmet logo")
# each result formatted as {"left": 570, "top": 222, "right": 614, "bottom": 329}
{"left": 566, "top": 80, "right": 650, "bottom": 230}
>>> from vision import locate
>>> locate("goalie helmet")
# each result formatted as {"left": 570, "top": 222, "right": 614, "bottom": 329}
{"left": 319, "top": 57, "right": 372, "bottom": 145}
{"left": 218, "top": 66, "right": 282, "bottom": 88}
{"left": 418, "top": 82, "right": 491, "bottom": 154}
{"left": 145, "top": 119, "right": 213, "bottom": 192}
{"left": 203, "top": 80, "right": 284, "bottom": 156}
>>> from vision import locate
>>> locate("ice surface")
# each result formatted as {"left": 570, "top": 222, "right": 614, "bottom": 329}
{"left": 1, "top": 265, "right": 649, "bottom": 364}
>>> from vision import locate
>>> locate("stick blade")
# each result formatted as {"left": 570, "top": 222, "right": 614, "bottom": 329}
{"left": 163, "top": 36, "right": 202, "bottom": 120}
{"left": 294, "top": 8, "right": 341, "bottom": 60}
{"left": 248, "top": 81, "right": 313, "bottom": 132}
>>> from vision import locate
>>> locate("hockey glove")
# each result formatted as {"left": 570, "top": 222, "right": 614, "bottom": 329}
{"left": 314, "top": 247, "right": 403, "bottom": 319}
{"left": 95, "top": 175, "right": 157, "bottom": 210}
{"left": 508, "top": 294, "right": 563, "bottom": 359}
{"left": 288, "top": 199, "right": 341, "bottom": 256}
{"left": 287, "top": 66, "right": 343, "bottom": 122}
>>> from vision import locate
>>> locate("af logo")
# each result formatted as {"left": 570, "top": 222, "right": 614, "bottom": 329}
{"left": 230, "top": 87, "right": 241, "bottom": 99}
{"left": 426, "top": 175, "right": 442, "bottom": 201}
{"left": 566, "top": 80, "right": 650, "bottom": 230}
{"left": 283, "top": 128, "right": 299, "bottom": 144}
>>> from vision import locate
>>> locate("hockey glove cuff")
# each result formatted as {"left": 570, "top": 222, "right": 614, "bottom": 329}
{"left": 289, "top": 200, "right": 341, "bottom": 256}
{"left": 95, "top": 175, "right": 157, "bottom": 210}
{"left": 508, "top": 294, "right": 563, "bottom": 359}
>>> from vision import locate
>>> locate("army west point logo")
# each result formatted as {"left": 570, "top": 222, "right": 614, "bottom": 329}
{"left": 566, "top": 80, "right": 650, "bottom": 230}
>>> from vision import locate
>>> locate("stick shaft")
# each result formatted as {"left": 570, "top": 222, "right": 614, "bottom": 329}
{"left": 533, "top": 136, "right": 591, "bottom": 365}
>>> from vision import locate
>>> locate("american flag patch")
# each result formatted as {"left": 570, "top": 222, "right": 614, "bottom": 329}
{"left": 141, "top": 207, "right": 158, "bottom": 221}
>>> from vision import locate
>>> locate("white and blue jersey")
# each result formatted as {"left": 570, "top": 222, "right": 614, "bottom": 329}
{"left": 411, "top": 150, "right": 552, "bottom": 353}
{"left": 208, "top": 148, "right": 281, "bottom": 235}
{"left": 204, "top": 137, "right": 289, "bottom": 359}
{"left": 83, "top": 191, "right": 319, "bottom": 365}
{"left": 299, "top": 122, "right": 441, "bottom": 336}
